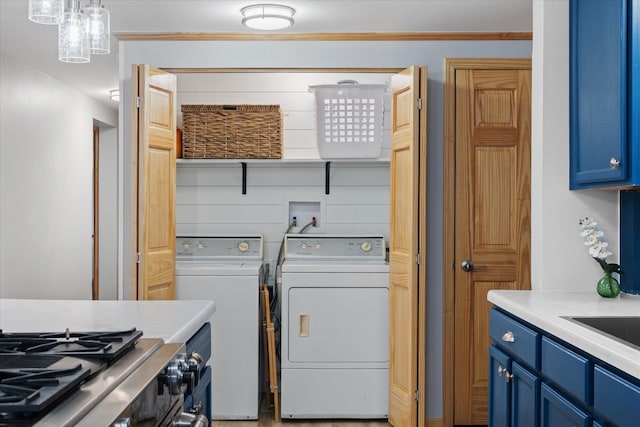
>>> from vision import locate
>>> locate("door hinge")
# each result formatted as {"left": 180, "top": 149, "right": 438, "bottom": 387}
{"left": 136, "top": 252, "right": 141, "bottom": 264}
{"left": 417, "top": 98, "right": 422, "bottom": 110}
{"left": 416, "top": 253, "right": 420, "bottom": 265}
{"left": 136, "top": 96, "right": 141, "bottom": 109}
{"left": 414, "top": 390, "right": 420, "bottom": 401}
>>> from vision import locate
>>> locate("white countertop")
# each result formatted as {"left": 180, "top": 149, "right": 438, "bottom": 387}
{"left": 488, "top": 290, "right": 640, "bottom": 380}
{"left": 0, "top": 299, "right": 215, "bottom": 344}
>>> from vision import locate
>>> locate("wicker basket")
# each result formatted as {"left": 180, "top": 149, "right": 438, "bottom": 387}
{"left": 181, "top": 104, "right": 282, "bottom": 159}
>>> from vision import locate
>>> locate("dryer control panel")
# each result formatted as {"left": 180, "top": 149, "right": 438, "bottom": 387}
{"left": 284, "top": 235, "right": 386, "bottom": 260}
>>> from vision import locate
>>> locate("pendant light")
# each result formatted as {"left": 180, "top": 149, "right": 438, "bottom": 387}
{"left": 241, "top": 4, "right": 295, "bottom": 30}
{"left": 84, "top": 0, "right": 110, "bottom": 54}
{"left": 58, "top": 0, "right": 90, "bottom": 63}
{"left": 28, "top": 0, "right": 63, "bottom": 25}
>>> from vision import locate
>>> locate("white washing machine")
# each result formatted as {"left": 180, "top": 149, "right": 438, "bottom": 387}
{"left": 175, "top": 235, "right": 264, "bottom": 420}
{"left": 280, "top": 234, "right": 390, "bottom": 419}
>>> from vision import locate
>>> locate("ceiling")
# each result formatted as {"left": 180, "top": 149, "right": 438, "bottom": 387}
{"left": 0, "top": 0, "right": 532, "bottom": 108}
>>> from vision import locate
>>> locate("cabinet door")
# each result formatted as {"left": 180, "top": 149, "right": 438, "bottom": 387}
{"left": 541, "top": 383, "right": 591, "bottom": 427}
{"left": 512, "top": 362, "right": 540, "bottom": 427}
{"left": 570, "top": 0, "right": 628, "bottom": 188}
{"left": 489, "top": 345, "right": 511, "bottom": 427}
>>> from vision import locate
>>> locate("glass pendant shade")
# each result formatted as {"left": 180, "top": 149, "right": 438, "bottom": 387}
{"left": 241, "top": 4, "right": 295, "bottom": 30}
{"left": 84, "top": 0, "right": 110, "bottom": 54}
{"left": 58, "top": 2, "right": 90, "bottom": 63}
{"left": 28, "top": 0, "right": 62, "bottom": 25}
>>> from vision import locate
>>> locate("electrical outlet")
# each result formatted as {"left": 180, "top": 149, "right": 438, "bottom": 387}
{"left": 288, "top": 201, "right": 322, "bottom": 233}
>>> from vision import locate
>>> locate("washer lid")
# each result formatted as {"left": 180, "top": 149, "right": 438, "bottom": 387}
{"left": 176, "top": 261, "right": 264, "bottom": 276}
{"left": 281, "top": 260, "right": 389, "bottom": 273}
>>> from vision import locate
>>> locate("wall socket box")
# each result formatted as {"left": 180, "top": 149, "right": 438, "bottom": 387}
{"left": 287, "top": 201, "right": 322, "bottom": 233}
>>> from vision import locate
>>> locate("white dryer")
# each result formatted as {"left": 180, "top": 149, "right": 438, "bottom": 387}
{"left": 280, "top": 234, "right": 389, "bottom": 419}
{"left": 175, "top": 235, "right": 264, "bottom": 420}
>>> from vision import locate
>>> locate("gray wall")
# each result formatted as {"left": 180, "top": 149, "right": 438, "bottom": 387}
{"left": 0, "top": 53, "right": 118, "bottom": 300}
{"left": 119, "top": 38, "right": 532, "bottom": 418}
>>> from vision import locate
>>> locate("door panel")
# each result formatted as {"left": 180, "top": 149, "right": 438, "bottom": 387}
{"left": 388, "top": 66, "right": 427, "bottom": 427}
{"left": 288, "top": 287, "right": 389, "bottom": 363}
{"left": 447, "top": 61, "right": 531, "bottom": 425}
{"left": 134, "top": 65, "right": 177, "bottom": 300}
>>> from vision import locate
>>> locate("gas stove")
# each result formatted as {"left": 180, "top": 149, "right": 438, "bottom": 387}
{"left": 0, "top": 329, "right": 207, "bottom": 426}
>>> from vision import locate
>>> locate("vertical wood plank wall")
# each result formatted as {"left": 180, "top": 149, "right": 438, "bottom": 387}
{"left": 175, "top": 72, "right": 392, "bottom": 275}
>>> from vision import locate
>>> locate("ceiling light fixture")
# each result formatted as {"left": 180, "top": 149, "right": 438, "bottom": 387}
{"left": 84, "top": 0, "right": 110, "bottom": 54}
{"left": 28, "top": 0, "right": 111, "bottom": 63}
{"left": 58, "top": 0, "right": 90, "bottom": 63}
{"left": 241, "top": 4, "right": 295, "bottom": 31}
{"left": 28, "top": 0, "right": 62, "bottom": 25}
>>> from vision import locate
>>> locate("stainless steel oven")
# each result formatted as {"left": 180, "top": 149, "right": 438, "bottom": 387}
{"left": 0, "top": 329, "right": 207, "bottom": 426}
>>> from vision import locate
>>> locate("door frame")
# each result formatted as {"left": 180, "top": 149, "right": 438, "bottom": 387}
{"left": 93, "top": 125, "right": 100, "bottom": 300}
{"left": 442, "top": 58, "right": 532, "bottom": 427}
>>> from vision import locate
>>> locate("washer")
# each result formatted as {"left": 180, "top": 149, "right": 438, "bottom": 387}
{"left": 175, "top": 235, "right": 264, "bottom": 420}
{"left": 280, "top": 234, "right": 389, "bottom": 419}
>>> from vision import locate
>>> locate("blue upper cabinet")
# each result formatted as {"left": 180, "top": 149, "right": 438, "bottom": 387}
{"left": 570, "top": 0, "right": 640, "bottom": 189}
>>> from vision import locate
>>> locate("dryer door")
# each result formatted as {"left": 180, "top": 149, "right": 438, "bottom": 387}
{"left": 287, "top": 287, "right": 389, "bottom": 364}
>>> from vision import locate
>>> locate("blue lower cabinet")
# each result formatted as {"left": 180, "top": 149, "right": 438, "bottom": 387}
{"left": 489, "top": 345, "right": 512, "bottom": 427}
{"left": 593, "top": 365, "right": 640, "bottom": 427}
{"left": 512, "top": 362, "right": 540, "bottom": 427}
{"left": 184, "top": 365, "right": 211, "bottom": 420}
{"left": 541, "top": 383, "right": 591, "bottom": 427}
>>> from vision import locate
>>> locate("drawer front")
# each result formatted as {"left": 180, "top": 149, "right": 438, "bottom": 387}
{"left": 186, "top": 322, "right": 211, "bottom": 364}
{"left": 541, "top": 336, "right": 592, "bottom": 404}
{"left": 490, "top": 309, "right": 540, "bottom": 369}
{"left": 594, "top": 365, "right": 640, "bottom": 427}
{"left": 541, "top": 383, "right": 591, "bottom": 427}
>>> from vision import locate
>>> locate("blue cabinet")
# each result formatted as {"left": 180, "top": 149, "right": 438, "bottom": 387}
{"left": 540, "top": 383, "right": 591, "bottom": 427}
{"left": 488, "top": 308, "right": 640, "bottom": 426}
{"left": 570, "top": 0, "right": 640, "bottom": 189}
{"left": 488, "top": 346, "right": 540, "bottom": 427}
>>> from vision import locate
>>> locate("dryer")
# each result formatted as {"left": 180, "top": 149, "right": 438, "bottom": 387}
{"left": 280, "top": 234, "right": 389, "bottom": 419}
{"left": 175, "top": 235, "right": 264, "bottom": 420}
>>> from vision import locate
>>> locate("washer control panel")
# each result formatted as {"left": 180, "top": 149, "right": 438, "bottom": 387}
{"left": 284, "top": 235, "right": 386, "bottom": 260}
{"left": 176, "top": 236, "right": 263, "bottom": 259}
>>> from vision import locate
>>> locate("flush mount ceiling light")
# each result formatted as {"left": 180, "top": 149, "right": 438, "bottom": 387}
{"left": 241, "top": 4, "right": 295, "bottom": 30}
{"left": 28, "top": 0, "right": 111, "bottom": 63}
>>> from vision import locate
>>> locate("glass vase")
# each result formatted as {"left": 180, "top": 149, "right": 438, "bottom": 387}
{"left": 597, "top": 272, "right": 620, "bottom": 298}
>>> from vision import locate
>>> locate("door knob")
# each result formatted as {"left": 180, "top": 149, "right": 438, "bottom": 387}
{"left": 461, "top": 260, "right": 474, "bottom": 272}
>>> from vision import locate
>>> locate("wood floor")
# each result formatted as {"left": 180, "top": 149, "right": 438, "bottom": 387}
{"left": 211, "top": 402, "right": 391, "bottom": 427}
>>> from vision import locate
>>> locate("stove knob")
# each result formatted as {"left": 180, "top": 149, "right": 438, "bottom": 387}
{"left": 158, "top": 360, "right": 186, "bottom": 396}
{"left": 113, "top": 419, "right": 132, "bottom": 427}
{"left": 170, "top": 412, "right": 209, "bottom": 427}
{"left": 185, "top": 352, "right": 204, "bottom": 387}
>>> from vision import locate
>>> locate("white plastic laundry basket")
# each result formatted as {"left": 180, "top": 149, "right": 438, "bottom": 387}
{"left": 309, "top": 80, "right": 386, "bottom": 159}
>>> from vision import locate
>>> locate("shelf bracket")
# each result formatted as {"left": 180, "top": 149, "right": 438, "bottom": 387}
{"left": 241, "top": 162, "right": 247, "bottom": 195}
{"left": 325, "top": 161, "right": 331, "bottom": 195}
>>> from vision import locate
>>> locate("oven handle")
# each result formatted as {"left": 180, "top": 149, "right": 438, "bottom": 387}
{"left": 170, "top": 412, "right": 208, "bottom": 427}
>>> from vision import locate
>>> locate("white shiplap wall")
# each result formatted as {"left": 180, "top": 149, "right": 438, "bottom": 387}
{"left": 175, "top": 72, "right": 391, "bottom": 276}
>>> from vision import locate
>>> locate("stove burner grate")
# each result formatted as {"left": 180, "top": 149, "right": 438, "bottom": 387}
{"left": 0, "top": 355, "right": 93, "bottom": 415}
{"left": 0, "top": 328, "right": 143, "bottom": 362}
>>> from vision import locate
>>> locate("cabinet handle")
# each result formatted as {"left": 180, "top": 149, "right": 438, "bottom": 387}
{"left": 501, "top": 331, "right": 515, "bottom": 343}
{"left": 498, "top": 365, "right": 506, "bottom": 376}
{"left": 505, "top": 372, "right": 514, "bottom": 383}
{"left": 610, "top": 157, "right": 621, "bottom": 169}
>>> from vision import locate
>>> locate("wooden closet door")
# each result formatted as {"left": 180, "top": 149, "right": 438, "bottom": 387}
{"left": 132, "top": 65, "right": 177, "bottom": 300}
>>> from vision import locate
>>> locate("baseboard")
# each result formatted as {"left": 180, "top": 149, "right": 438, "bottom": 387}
{"left": 426, "top": 417, "right": 443, "bottom": 427}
